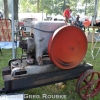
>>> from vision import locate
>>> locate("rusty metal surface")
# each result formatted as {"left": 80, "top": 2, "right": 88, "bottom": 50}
{"left": 76, "top": 69, "right": 100, "bottom": 99}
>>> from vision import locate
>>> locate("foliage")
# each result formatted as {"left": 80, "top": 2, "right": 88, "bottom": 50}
{"left": 0, "top": 0, "right": 3, "bottom": 12}
{"left": 0, "top": 0, "right": 99, "bottom": 17}
{"left": 18, "top": 0, "right": 100, "bottom": 17}
{"left": 19, "top": 0, "right": 37, "bottom": 12}
{"left": 19, "top": 0, "right": 78, "bottom": 15}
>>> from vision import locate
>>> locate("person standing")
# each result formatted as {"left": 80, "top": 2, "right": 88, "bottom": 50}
{"left": 69, "top": 9, "right": 74, "bottom": 24}
{"left": 63, "top": 6, "right": 71, "bottom": 24}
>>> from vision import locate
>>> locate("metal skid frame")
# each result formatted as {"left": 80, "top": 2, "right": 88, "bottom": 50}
{"left": 0, "top": 60, "right": 93, "bottom": 94}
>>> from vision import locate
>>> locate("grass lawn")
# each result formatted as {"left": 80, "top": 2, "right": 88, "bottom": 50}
{"left": 0, "top": 43, "right": 100, "bottom": 100}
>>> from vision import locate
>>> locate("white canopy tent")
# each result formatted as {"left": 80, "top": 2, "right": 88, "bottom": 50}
{"left": 11, "top": 0, "right": 15, "bottom": 59}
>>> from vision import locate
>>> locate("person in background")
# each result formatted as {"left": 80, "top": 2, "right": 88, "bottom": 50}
{"left": 76, "top": 15, "right": 80, "bottom": 22}
{"left": 63, "top": 6, "right": 70, "bottom": 24}
{"left": 74, "top": 15, "right": 80, "bottom": 26}
{"left": 74, "top": 15, "right": 84, "bottom": 29}
{"left": 69, "top": 9, "right": 74, "bottom": 25}
{"left": 93, "top": 20, "right": 100, "bottom": 32}
{"left": 0, "top": 12, "right": 3, "bottom": 19}
{"left": 83, "top": 18, "right": 91, "bottom": 32}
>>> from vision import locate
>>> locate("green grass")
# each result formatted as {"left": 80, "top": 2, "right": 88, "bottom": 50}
{"left": 0, "top": 43, "right": 100, "bottom": 100}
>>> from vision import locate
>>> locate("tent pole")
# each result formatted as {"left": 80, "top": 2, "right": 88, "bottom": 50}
{"left": 42, "top": 0, "right": 43, "bottom": 21}
{"left": 93, "top": 0, "right": 99, "bottom": 24}
{"left": 11, "top": 0, "right": 15, "bottom": 59}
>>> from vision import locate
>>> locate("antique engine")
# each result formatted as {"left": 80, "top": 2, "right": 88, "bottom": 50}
{"left": 2, "top": 21, "right": 100, "bottom": 100}
{"left": 11, "top": 21, "right": 87, "bottom": 77}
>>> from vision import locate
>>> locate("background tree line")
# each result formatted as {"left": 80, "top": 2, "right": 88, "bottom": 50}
{"left": 19, "top": 0, "right": 100, "bottom": 16}
{"left": 0, "top": 0, "right": 100, "bottom": 19}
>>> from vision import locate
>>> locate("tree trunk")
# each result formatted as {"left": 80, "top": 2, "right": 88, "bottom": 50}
{"left": 3, "top": 0, "right": 19, "bottom": 20}
{"left": 3, "top": 0, "right": 8, "bottom": 18}
{"left": 62, "top": 0, "right": 66, "bottom": 11}
{"left": 14, "top": 0, "right": 19, "bottom": 20}
{"left": 37, "top": 0, "right": 39, "bottom": 12}
{"left": 85, "top": 0, "right": 87, "bottom": 15}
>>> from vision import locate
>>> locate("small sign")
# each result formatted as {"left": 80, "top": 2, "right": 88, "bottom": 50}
{"left": 0, "top": 94, "right": 24, "bottom": 100}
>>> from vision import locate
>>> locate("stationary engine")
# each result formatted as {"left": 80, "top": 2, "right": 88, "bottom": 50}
{"left": 2, "top": 21, "right": 100, "bottom": 100}
{"left": 10, "top": 21, "right": 87, "bottom": 77}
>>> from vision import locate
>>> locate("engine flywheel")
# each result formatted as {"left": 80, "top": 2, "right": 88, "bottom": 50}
{"left": 48, "top": 25, "right": 87, "bottom": 69}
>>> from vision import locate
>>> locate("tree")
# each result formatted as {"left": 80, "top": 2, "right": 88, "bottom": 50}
{"left": 3, "top": 0, "right": 8, "bottom": 18}
{"left": 80, "top": 0, "right": 95, "bottom": 16}
{"left": 14, "top": 0, "right": 19, "bottom": 20}
{"left": 37, "top": 0, "right": 39, "bottom": 12}
{"left": 18, "top": 0, "right": 100, "bottom": 16}
{"left": 19, "top": 0, "right": 37, "bottom": 12}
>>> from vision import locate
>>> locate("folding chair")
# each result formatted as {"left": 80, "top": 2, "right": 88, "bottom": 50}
{"left": 91, "top": 32, "right": 100, "bottom": 59}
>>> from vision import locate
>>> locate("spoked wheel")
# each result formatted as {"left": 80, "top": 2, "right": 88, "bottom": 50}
{"left": 76, "top": 69, "right": 100, "bottom": 100}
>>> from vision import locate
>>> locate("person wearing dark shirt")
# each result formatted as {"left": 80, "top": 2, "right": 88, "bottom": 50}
{"left": 74, "top": 15, "right": 84, "bottom": 29}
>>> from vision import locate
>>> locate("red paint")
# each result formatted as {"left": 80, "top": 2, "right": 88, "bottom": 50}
{"left": 48, "top": 25, "right": 87, "bottom": 69}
